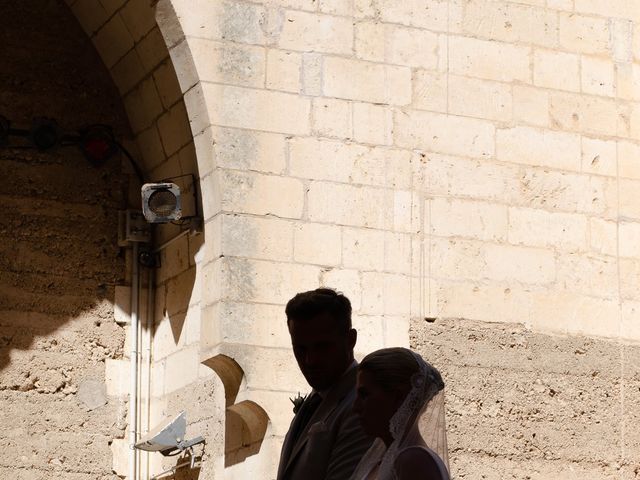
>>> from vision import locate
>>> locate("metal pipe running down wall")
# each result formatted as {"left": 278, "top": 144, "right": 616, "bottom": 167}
{"left": 130, "top": 242, "right": 140, "bottom": 480}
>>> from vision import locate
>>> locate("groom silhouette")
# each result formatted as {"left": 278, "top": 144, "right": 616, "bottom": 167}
{"left": 277, "top": 288, "right": 374, "bottom": 480}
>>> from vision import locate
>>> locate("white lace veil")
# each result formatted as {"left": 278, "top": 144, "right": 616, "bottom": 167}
{"left": 350, "top": 351, "right": 448, "bottom": 480}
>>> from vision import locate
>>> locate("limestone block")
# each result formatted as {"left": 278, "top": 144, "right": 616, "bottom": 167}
{"left": 302, "top": 53, "right": 323, "bottom": 96}
{"left": 220, "top": 170, "right": 304, "bottom": 218}
{"left": 552, "top": 92, "right": 626, "bottom": 137}
{"left": 192, "top": 128, "right": 216, "bottom": 179}
{"left": 111, "top": 48, "right": 146, "bottom": 95}
{"left": 136, "top": 28, "right": 168, "bottom": 72}
{"left": 619, "top": 179, "right": 640, "bottom": 220}
{"left": 496, "top": 126, "right": 580, "bottom": 171}
{"left": 449, "top": 36, "right": 531, "bottom": 83}
{"left": 534, "top": 49, "right": 580, "bottom": 92}
{"left": 164, "top": 346, "right": 200, "bottom": 394}
{"left": 617, "top": 63, "right": 640, "bottom": 102}
{"left": 622, "top": 301, "right": 640, "bottom": 341}
{"left": 508, "top": 207, "right": 588, "bottom": 252}
{"left": 123, "top": 77, "right": 164, "bottom": 134}
{"left": 448, "top": 75, "right": 512, "bottom": 122}
{"left": 513, "top": 85, "right": 549, "bottom": 127}
{"left": 384, "top": 24, "right": 439, "bottom": 69}
{"left": 432, "top": 280, "right": 534, "bottom": 325}
{"left": 547, "top": 0, "right": 573, "bottom": 10}
{"left": 354, "top": 0, "right": 376, "bottom": 17}
{"left": 184, "top": 304, "right": 202, "bottom": 345}
{"left": 361, "top": 271, "right": 412, "bottom": 315}
{"left": 620, "top": 258, "right": 640, "bottom": 300}
{"left": 203, "top": 83, "right": 311, "bottom": 135}
{"left": 383, "top": 315, "right": 410, "bottom": 347}
{"left": 279, "top": 10, "right": 353, "bottom": 55}
{"left": 320, "top": 0, "right": 353, "bottom": 15}
{"left": 218, "top": 301, "right": 290, "bottom": 348}
{"left": 105, "top": 358, "right": 128, "bottom": 397}
{"left": 429, "top": 198, "right": 508, "bottom": 242}
{"left": 213, "top": 127, "right": 286, "bottom": 174}
{"left": 266, "top": 49, "right": 302, "bottom": 93}
{"left": 311, "top": 97, "right": 352, "bottom": 139}
{"left": 352, "top": 102, "right": 393, "bottom": 145}
{"left": 462, "top": 0, "right": 558, "bottom": 48}
{"left": 157, "top": 232, "right": 190, "bottom": 284}
{"left": 289, "top": 137, "right": 368, "bottom": 183}
{"left": 219, "top": 257, "right": 321, "bottom": 304}
{"left": 631, "top": 103, "right": 640, "bottom": 141}
{"left": 222, "top": 215, "right": 293, "bottom": 262}
{"left": 218, "top": 344, "right": 307, "bottom": 392}
{"left": 619, "top": 140, "right": 640, "bottom": 180}
{"left": 153, "top": 59, "right": 183, "bottom": 109}
{"left": 384, "top": 231, "right": 413, "bottom": 275}
{"left": 307, "top": 181, "right": 393, "bottom": 229}
{"left": 558, "top": 12, "right": 611, "bottom": 55}
{"left": 376, "top": 0, "right": 449, "bottom": 31}
{"left": 92, "top": 13, "right": 134, "bottom": 68}
{"left": 394, "top": 190, "right": 420, "bottom": 233}
{"left": 352, "top": 315, "right": 385, "bottom": 353}
{"left": 136, "top": 125, "right": 166, "bottom": 171}
{"left": 589, "top": 218, "right": 617, "bottom": 257}
{"left": 293, "top": 223, "right": 342, "bottom": 266}
{"left": 515, "top": 168, "right": 615, "bottom": 217}
{"left": 484, "top": 244, "right": 556, "bottom": 285}
{"left": 323, "top": 57, "right": 411, "bottom": 105}
{"left": 355, "top": 21, "right": 385, "bottom": 62}
{"left": 200, "top": 171, "right": 223, "bottom": 222}
{"left": 176, "top": 0, "right": 267, "bottom": 44}
{"left": 153, "top": 313, "right": 184, "bottom": 360}
{"left": 581, "top": 56, "right": 615, "bottom": 97}
{"left": 121, "top": 0, "right": 156, "bottom": 42}
{"left": 158, "top": 101, "right": 193, "bottom": 157}
{"left": 342, "top": 227, "right": 385, "bottom": 270}
{"left": 556, "top": 253, "right": 619, "bottom": 299}
{"left": 394, "top": 110, "right": 495, "bottom": 158}
{"left": 412, "top": 70, "right": 447, "bottom": 113}
{"left": 430, "top": 237, "right": 488, "bottom": 282}
{"left": 189, "top": 38, "right": 266, "bottom": 88}
{"left": 574, "top": 0, "right": 640, "bottom": 21}
{"left": 320, "top": 268, "right": 363, "bottom": 310}
{"left": 530, "top": 291, "right": 620, "bottom": 338}
{"left": 416, "top": 154, "right": 521, "bottom": 204}
{"left": 611, "top": 19, "right": 634, "bottom": 63}
{"left": 581, "top": 137, "right": 616, "bottom": 177}
{"left": 110, "top": 438, "right": 129, "bottom": 477}
{"left": 165, "top": 267, "right": 198, "bottom": 316}
{"left": 617, "top": 221, "right": 640, "bottom": 258}
{"left": 70, "top": 0, "right": 109, "bottom": 37}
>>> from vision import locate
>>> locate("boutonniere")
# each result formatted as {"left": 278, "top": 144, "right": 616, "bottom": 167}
{"left": 290, "top": 392, "right": 307, "bottom": 414}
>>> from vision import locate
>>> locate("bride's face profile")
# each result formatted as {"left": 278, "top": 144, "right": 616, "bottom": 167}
{"left": 353, "top": 370, "right": 408, "bottom": 443}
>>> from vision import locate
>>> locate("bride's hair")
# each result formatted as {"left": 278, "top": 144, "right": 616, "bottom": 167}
{"left": 359, "top": 347, "right": 444, "bottom": 394}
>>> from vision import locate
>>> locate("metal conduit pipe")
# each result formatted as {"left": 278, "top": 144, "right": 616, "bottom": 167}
{"left": 130, "top": 242, "right": 140, "bottom": 480}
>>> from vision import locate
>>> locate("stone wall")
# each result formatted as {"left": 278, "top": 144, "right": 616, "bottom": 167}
{"left": 412, "top": 318, "right": 640, "bottom": 479}
{"left": 6, "top": 0, "right": 640, "bottom": 479}
{"left": 0, "top": 1, "right": 130, "bottom": 478}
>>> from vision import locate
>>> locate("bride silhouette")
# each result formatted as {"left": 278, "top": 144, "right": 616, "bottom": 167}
{"left": 350, "top": 348, "right": 450, "bottom": 480}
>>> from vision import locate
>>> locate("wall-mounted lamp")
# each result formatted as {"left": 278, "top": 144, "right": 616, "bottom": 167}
{"left": 141, "top": 182, "right": 182, "bottom": 223}
{"left": 79, "top": 124, "right": 118, "bottom": 166}
{"left": 30, "top": 117, "right": 60, "bottom": 150}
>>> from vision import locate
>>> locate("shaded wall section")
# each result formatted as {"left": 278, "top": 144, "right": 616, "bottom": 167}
{"left": 0, "top": 0, "right": 130, "bottom": 478}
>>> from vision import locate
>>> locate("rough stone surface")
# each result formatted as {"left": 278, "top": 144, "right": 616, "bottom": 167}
{"left": 0, "top": 1, "right": 128, "bottom": 478}
{"left": 411, "top": 318, "right": 640, "bottom": 479}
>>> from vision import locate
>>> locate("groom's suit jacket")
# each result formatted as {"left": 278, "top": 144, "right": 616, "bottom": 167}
{"left": 277, "top": 363, "right": 374, "bottom": 480}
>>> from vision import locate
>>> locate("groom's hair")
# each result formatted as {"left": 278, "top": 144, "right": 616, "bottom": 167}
{"left": 286, "top": 288, "right": 352, "bottom": 333}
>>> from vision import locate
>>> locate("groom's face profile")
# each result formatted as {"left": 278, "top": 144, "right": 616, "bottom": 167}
{"left": 288, "top": 314, "right": 357, "bottom": 391}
